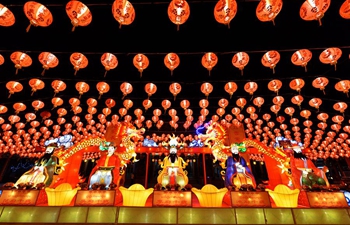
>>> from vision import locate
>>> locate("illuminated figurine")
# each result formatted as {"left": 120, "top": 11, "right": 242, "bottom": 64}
{"left": 224, "top": 143, "right": 256, "bottom": 189}
{"left": 157, "top": 134, "right": 188, "bottom": 189}
{"left": 15, "top": 142, "right": 59, "bottom": 187}
{"left": 88, "top": 141, "right": 121, "bottom": 189}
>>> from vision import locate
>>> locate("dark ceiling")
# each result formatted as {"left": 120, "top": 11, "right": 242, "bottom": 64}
{"left": 0, "top": 0, "right": 349, "bottom": 151}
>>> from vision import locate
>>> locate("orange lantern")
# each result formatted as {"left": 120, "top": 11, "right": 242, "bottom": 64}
{"left": 201, "top": 82, "right": 213, "bottom": 98}
{"left": 319, "top": 47, "right": 342, "bottom": 71}
{"left": 133, "top": 54, "right": 149, "bottom": 77}
{"left": 105, "top": 99, "right": 116, "bottom": 108}
{"left": 103, "top": 108, "right": 112, "bottom": 117}
{"left": 162, "top": 100, "right": 171, "bottom": 113}
{"left": 272, "top": 96, "right": 284, "bottom": 106}
{"left": 216, "top": 108, "right": 225, "bottom": 117}
{"left": 333, "top": 102, "right": 347, "bottom": 114}
{"left": 180, "top": 100, "right": 190, "bottom": 110}
{"left": 218, "top": 98, "right": 229, "bottom": 109}
{"left": 32, "top": 100, "right": 44, "bottom": 111}
{"left": 101, "top": 53, "right": 118, "bottom": 77}
{"left": 75, "top": 81, "right": 90, "bottom": 98}
{"left": 168, "top": 109, "right": 177, "bottom": 118}
{"left": 0, "top": 105, "right": 8, "bottom": 114}
{"left": 335, "top": 80, "right": 350, "bottom": 97}
{"left": 96, "top": 82, "right": 110, "bottom": 99}
{"left": 0, "top": 54, "right": 4, "bottom": 66}
{"left": 340, "top": 0, "right": 350, "bottom": 19}
{"left": 153, "top": 109, "right": 162, "bottom": 117}
{"left": 246, "top": 106, "right": 256, "bottom": 115}
{"left": 289, "top": 78, "right": 305, "bottom": 94}
{"left": 51, "top": 80, "right": 66, "bottom": 97}
{"left": 38, "top": 52, "right": 59, "bottom": 76}
{"left": 6, "top": 81, "right": 23, "bottom": 98}
{"left": 244, "top": 81, "right": 258, "bottom": 97}
{"left": 120, "top": 82, "right": 133, "bottom": 99}
{"left": 143, "top": 99, "right": 152, "bottom": 111}
{"left": 10, "top": 51, "right": 32, "bottom": 75}
{"left": 200, "top": 108, "right": 209, "bottom": 116}
{"left": 317, "top": 112, "right": 329, "bottom": 122}
{"left": 199, "top": 99, "right": 209, "bottom": 109}
{"left": 300, "top": 0, "right": 330, "bottom": 26}
{"left": 112, "top": 0, "right": 135, "bottom": 28}
{"left": 309, "top": 98, "right": 322, "bottom": 112}
{"left": 0, "top": 4, "right": 15, "bottom": 26}
{"left": 284, "top": 107, "right": 295, "bottom": 117}
{"left": 51, "top": 97, "right": 63, "bottom": 110}
{"left": 145, "top": 83, "right": 157, "bottom": 99}
{"left": 69, "top": 98, "right": 80, "bottom": 108}
{"left": 29, "top": 78, "right": 45, "bottom": 96}
{"left": 232, "top": 52, "right": 249, "bottom": 75}
{"left": 169, "top": 82, "right": 182, "bottom": 100}
{"left": 256, "top": 0, "right": 283, "bottom": 25}
{"left": 214, "top": 0, "right": 237, "bottom": 28}
{"left": 164, "top": 53, "right": 180, "bottom": 75}
{"left": 66, "top": 1, "right": 92, "bottom": 31}
{"left": 291, "top": 95, "right": 304, "bottom": 109}
{"left": 291, "top": 49, "right": 312, "bottom": 72}
{"left": 25, "top": 112, "right": 36, "bottom": 122}
{"left": 168, "top": 0, "right": 190, "bottom": 30}
{"left": 24, "top": 1, "right": 53, "bottom": 32}
{"left": 270, "top": 104, "right": 281, "bottom": 115}
{"left": 224, "top": 81, "right": 237, "bottom": 99}
{"left": 312, "top": 77, "right": 329, "bottom": 94}
{"left": 119, "top": 108, "right": 127, "bottom": 117}
{"left": 253, "top": 97, "right": 264, "bottom": 110}
{"left": 268, "top": 79, "right": 282, "bottom": 95}
{"left": 13, "top": 103, "right": 26, "bottom": 114}
{"left": 261, "top": 50, "right": 280, "bottom": 73}
{"left": 70, "top": 52, "right": 88, "bottom": 75}
{"left": 202, "top": 52, "right": 218, "bottom": 75}
{"left": 123, "top": 99, "right": 133, "bottom": 110}
{"left": 236, "top": 98, "right": 247, "bottom": 109}
{"left": 57, "top": 108, "right": 67, "bottom": 117}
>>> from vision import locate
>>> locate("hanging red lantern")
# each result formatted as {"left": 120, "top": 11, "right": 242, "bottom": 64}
{"left": 105, "top": 99, "right": 116, "bottom": 108}
{"left": 200, "top": 82, "right": 213, "bottom": 98}
{"left": 312, "top": 77, "right": 329, "bottom": 94}
{"left": 199, "top": 99, "right": 209, "bottom": 109}
{"left": 291, "top": 95, "right": 304, "bottom": 109}
{"left": 333, "top": 102, "right": 347, "bottom": 114}
{"left": 29, "top": 78, "right": 45, "bottom": 96}
{"left": 101, "top": 53, "right": 118, "bottom": 77}
{"left": 143, "top": 99, "right": 152, "bottom": 111}
{"left": 309, "top": 98, "right": 322, "bottom": 112}
{"left": 51, "top": 80, "right": 66, "bottom": 97}
{"left": 256, "top": 0, "right": 283, "bottom": 25}
{"left": 162, "top": 100, "right": 171, "bottom": 114}
{"left": 145, "top": 83, "right": 157, "bottom": 99}
{"left": 335, "top": 80, "right": 350, "bottom": 97}
{"left": 123, "top": 99, "right": 133, "bottom": 110}
{"left": 75, "top": 81, "right": 89, "bottom": 99}
{"left": 272, "top": 96, "right": 284, "bottom": 106}
{"left": 300, "top": 0, "right": 330, "bottom": 26}
{"left": 253, "top": 97, "right": 264, "bottom": 109}
{"left": 38, "top": 52, "right": 59, "bottom": 76}
{"left": 70, "top": 52, "right": 88, "bottom": 75}
{"left": 0, "top": 54, "right": 4, "bottom": 66}
{"left": 52, "top": 97, "right": 63, "bottom": 110}
{"left": 340, "top": 0, "right": 350, "bottom": 19}
{"left": 120, "top": 82, "right": 133, "bottom": 99}
{"left": 0, "top": 106, "right": 8, "bottom": 114}
{"left": 202, "top": 52, "right": 218, "bottom": 76}
{"left": 244, "top": 81, "right": 258, "bottom": 96}
{"left": 0, "top": 4, "right": 15, "bottom": 27}
{"left": 169, "top": 82, "right": 182, "bottom": 100}
{"left": 32, "top": 100, "right": 44, "bottom": 112}
{"left": 214, "top": 0, "right": 237, "bottom": 28}
{"left": 66, "top": 1, "right": 92, "bottom": 31}
{"left": 268, "top": 79, "right": 282, "bottom": 95}
{"left": 133, "top": 54, "right": 149, "bottom": 77}
{"left": 164, "top": 53, "right": 180, "bottom": 75}
{"left": 24, "top": 1, "right": 53, "bottom": 32}
{"left": 96, "top": 82, "right": 110, "bottom": 99}
{"left": 180, "top": 100, "right": 190, "bottom": 110}
{"left": 284, "top": 107, "right": 295, "bottom": 117}
{"left": 319, "top": 47, "right": 342, "bottom": 71}
{"left": 6, "top": 81, "right": 23, "bottom": 98}
{"left": 291, "top": 49, "right": 312, "bottom": 72}
{"left": 10, "top": 51, "right": 32, "bottom": 75}
{"left": 262, "top": 50, "right": 280, "bottom": 74}
{"left": 13, "top": 103, "right": 26, "bottom": 114}
{"left": 224, "top": 81, "right": 237, "bottom": 99}
{"left": 168, "top": 0, "right": 190, "bottom": 31}
{"left": 112, "top": 0, "right": 135, "bottom": 28}
{"left": 289, "top": 78, "right": 305, "bottom": 94}
{"left": 232, "top": 52, "right": 249, "bottom": 75}
{"left": 236, "top": 98, "right": 247, "bottom": 109}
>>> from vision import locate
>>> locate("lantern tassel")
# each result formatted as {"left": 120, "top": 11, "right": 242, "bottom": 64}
{"left": 171, "top": 70, "right": 173, "bottom": 76}
{"left": 119, "top": 23, "right": 122, "bottom": 29}
{"left": 74, "top": 70, "right": 78, "bottom": 76}
{"left": 272, "top": 67, "right": 275, "bottom": 74}
{"left": 79, "top": 94, "right": 82, "bottom": 99}
{"left": 41, "top": 69, "right": 46, "bottom": 76}
{"left": 177, "top": 24, "right": 179, "bottom": 31}
{"left": 318, "top": 19, "right": 322, "bottom": 26}
{"left": 304, "top": 66, "right": 307, "bottom": 72}
{"left": 122, "top": 94, "right": 126, "bottom": 100}
{"left": 8, "top": 93, "right": 11, "bottom": 98}
{"left": 15, "top": 68, "right": 18, "bottom": 75}
{"left": 272, "top": 19, "right": 275, "bottom": 26}
{"left": 98, "top": 94, "right": 102, "bottom": 100}
{"left": 240, "top": 69, "right": 243, "bottom": 76}
{"left": 230, "top": 94, "right": 232, "bottom": 99}
{"left": 53, "top": 92, "right": 57, "bottom": 97}
{"left": 72, "top": 26, "right": 76, "bottom": 32}
{"left": 227, "top": 23, "right": 230, "bottom": 29}
{"left": 26, "top": 23, "right": 31, "bottom": 32}
{"left": 104, "top": 70, "right": 108, "bottom": 77}
{"left": 31, "top": 91, "right": 35, "bottom": 96}
{"left": 334, "top": 63, "right": 337, "bottom": 71}
{"left": 174, "top": 95, "right": 176, "bottom": 101}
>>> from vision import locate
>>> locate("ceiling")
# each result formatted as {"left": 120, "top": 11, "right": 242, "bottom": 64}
{"left": 0, "top": 0, "right": 350, "bottom": 158}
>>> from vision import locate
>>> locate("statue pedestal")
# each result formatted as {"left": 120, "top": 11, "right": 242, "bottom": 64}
{"left": 153, "top": 191, "right": 192, "bottom": 207}
{"left": 75, "top": 190, "right": 116, "bottom": 206}
{"left": 0, "top": 190, "right": 39, "bottom": 206}
{"left": 306, "top": 192, "right": 348, "bottom": 208}
{"left": 231, "top": 191, "right": 271, "bottom": 208}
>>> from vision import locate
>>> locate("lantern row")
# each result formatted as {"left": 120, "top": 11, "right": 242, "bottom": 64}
{"left": 1, "top": 0, "right": 349, "bottom": 30}
{"left": 0, "top": 48, "right": 345, "bottom": 76}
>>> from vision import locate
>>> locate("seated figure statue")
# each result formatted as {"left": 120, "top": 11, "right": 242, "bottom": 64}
{"left": 157, "top": 135, "right": 188, "bottom": 190}
{"left": 224, "top": 143, "right": 256, "bottom": 189}
{"left": 89, "top": 141, "right": 121, "bottom": 189}
{"left": 15, "top": 142, "right": 59, "bottom": 188}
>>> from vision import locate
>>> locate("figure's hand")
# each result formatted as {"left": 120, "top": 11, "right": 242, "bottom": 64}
{"left": 302, "top": 170, "right": 308, "bottom": 175}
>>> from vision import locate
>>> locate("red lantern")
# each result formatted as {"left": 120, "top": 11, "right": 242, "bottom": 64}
{"left": 168, "top": 0, "right": 190, "bottom": 30}
{"left": 224, "top": 82, "right": 237, "bottom": 99}
{"left": 162, "top": 100, "right": 171, "bottom": 113}
{"left": 256, "top": 0, "right": 283, "bottom": 25}
{"left": 120, "top": 82, "right": 133, "bottom": 99}
{"left": 300, "top": 0, "right": 330, "bottom": 26}
{"left": 232, "top": 52, "right": 249, "bottom": 75}
{"left": 70, "top": 52, "right": 88, "bottom": 75}
{"left": 66, "top": 1, "right": 92, "bottom": 31}
{"left": 200, "top": 82, "right": 213, "bottom": 98}
{"left": 319, "top": 47, "right": 342, "bottom": 71}
{"left": 112, "top": 0, "right": 135, "bottom": 28}
{"left": 164, "top": 53, "right": 180, "bottom": 75}
{"left": 38, "top": 52, "right": 59, "bottom": 76}
{"left": 75, "top": 81, "right": 90, "bottom": 99}
{"left": 169, "top": 83, "right": 182, "bottom": 100}
{"left": 96, "top": 82, "right": 110, "bottom": 99}
{"left": 24, "top": 1, "right": 53, "bottom": 32}
{"left": 0, "top": 4, "right": 15, "bottom": 27}
{"left": 10, "top": 51, "right": 32, "bottom": 75}
{"left": 214, "top": 0, "right": 237, "bottom": 27}
{"left": 133, "top": 54, "right": 149, "bottom": 77}
{"left": 262, "top": 50, "right": 280, "bottom": 74}
{"left": 101, "top": 53, "right": 118, "bottom": 77}
{"left": 51, "top": 80, "right": 66, "bottom": 97}
{"left": 6, "top": 81, "right": 23, "bottom": 98}
{"left": 145, "top": 83, "right": 157, "bottom": 99}
{"left": 291, "top": 49, "right": 312, "bottom": 72}
{"left": 202, "top": 52, "right": 218, "bottom": 76}
{"left": 29, "top": 78, "right": 45, "bottom": 96}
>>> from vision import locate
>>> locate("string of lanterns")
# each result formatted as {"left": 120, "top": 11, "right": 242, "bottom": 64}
{"left": 1, "top": 0, "right": 349, "bottom": 30}
{"left": 0, "top": 47, "right": 344, "bottom": 76}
